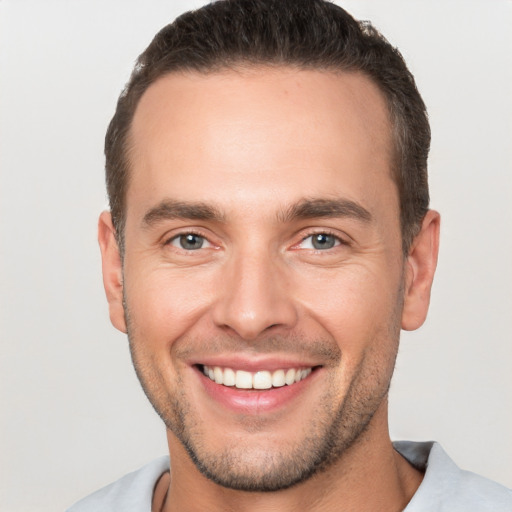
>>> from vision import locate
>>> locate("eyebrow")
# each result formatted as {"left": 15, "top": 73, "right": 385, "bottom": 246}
{"left": 142, "top": 200, "right": 225, "bottom": 228}
{"left": 141, "top": 197, "right": 372, "bottom": 229}
{"left": 279, "top": 198, "right": 372, "bottom": 223}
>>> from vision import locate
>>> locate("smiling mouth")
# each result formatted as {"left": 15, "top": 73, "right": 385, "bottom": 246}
{"left": 200, "top": 365, "right": 315, "bottom": 390}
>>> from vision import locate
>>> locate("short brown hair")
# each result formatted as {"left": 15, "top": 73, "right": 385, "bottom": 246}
{"left": 105, "top": 0, "right": 430, "bottom": 254}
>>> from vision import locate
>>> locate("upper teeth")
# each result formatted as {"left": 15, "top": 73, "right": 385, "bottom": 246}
{"left": 202, "top": 365, "right": 312, "bottom": 389}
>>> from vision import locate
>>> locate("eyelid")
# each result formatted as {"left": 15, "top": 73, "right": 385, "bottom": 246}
{"left": 163, "top": 228, "right": 217, "bottom": 249}
{"left": 292, "top": 228, "right": 350, "bottom": 250}
{"left": 169, "top": 234, "right": 213, "bottom": 249}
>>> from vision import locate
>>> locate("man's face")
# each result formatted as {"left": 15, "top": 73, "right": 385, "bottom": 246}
{"left": 110, "top": 68, "right": 409, "bottom": 490}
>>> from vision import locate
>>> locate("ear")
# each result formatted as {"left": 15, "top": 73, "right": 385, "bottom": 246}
{"left": 401, "top": 210, "right": 440, "bottom": 331}
{"left": 98, "top": 211, "right": 127, "bottom": 333}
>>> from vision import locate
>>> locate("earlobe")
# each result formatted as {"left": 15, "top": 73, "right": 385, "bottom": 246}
{"left": 98, "top": 211, "right": 127, "bottom": 334}
{"left": 401, "top": 210, "right": 440, "bottom": 331}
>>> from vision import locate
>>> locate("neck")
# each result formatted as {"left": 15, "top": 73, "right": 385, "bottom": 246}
{"left": 157, "top": 402, "right": 423, "bottom": 512}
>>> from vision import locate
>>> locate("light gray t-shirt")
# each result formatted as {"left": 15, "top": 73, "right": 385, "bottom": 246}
{"left": 67, "top": 441, "right": 512, "bottom": 511}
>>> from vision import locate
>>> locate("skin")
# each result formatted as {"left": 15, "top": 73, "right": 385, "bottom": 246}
{"left": 99, "top": 68, "right": 440, "bottom": 512}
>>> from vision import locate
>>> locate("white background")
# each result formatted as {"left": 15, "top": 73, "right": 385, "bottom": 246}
{"left": 1, "top": 1, "right": 511, "bottom": 510}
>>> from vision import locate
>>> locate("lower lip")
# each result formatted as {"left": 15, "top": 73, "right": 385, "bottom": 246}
{"left": 195, "top": 366, "right": 319, "bottom": 414}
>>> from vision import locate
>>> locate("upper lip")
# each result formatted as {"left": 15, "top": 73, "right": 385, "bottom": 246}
{"left": 189, "top": 355, "right": 322, "bottom": 373}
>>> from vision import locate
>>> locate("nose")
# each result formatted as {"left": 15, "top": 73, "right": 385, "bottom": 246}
{"left": 211, "top": 249, "right": 299, "bottom": 341}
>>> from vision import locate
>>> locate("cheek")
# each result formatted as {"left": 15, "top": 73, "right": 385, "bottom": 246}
{"left": 295, "top": 266, "right": 403, "bottom": 403}
{"left": 295, "top": 263, "right": 402, "bottom": 354}
{"left": 123, "top": 264, "right": 217, "bottom": 346}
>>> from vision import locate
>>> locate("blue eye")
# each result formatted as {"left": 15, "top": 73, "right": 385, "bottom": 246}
{"left": 301, "top": 233, "right": 340, "bottom": 250}
{"left": 170, "top": 233, "right": 210, "bottom": 250}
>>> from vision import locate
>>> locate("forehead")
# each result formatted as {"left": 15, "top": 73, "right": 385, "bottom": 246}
{"left": 127, "top": 67, "right": 396, "bottom": 221}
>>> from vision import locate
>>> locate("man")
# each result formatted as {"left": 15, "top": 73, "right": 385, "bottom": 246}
{"left": 68, "top": 0, "right": 512, "bottom": 510}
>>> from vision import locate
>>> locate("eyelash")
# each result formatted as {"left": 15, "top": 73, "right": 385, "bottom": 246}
{"left": 163, "top": 229, "right": 349, "bottom": 253}
{"left": 164, "top": 230, "right": 214, "bottom": 251}
{"left": 295, "top": 230, "right": 349, "bottom": 251}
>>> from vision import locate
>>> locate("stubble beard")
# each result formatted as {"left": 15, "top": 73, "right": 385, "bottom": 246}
{"left": 124, "top": 293, "right": 403, "bottom": 493}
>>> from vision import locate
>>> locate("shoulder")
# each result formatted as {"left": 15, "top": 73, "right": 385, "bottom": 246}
{"left": 66, "top": 455, "right": 170, "bottom": 512}
{"left": 395, "top": 441, "right": 512, "bottom": 512}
